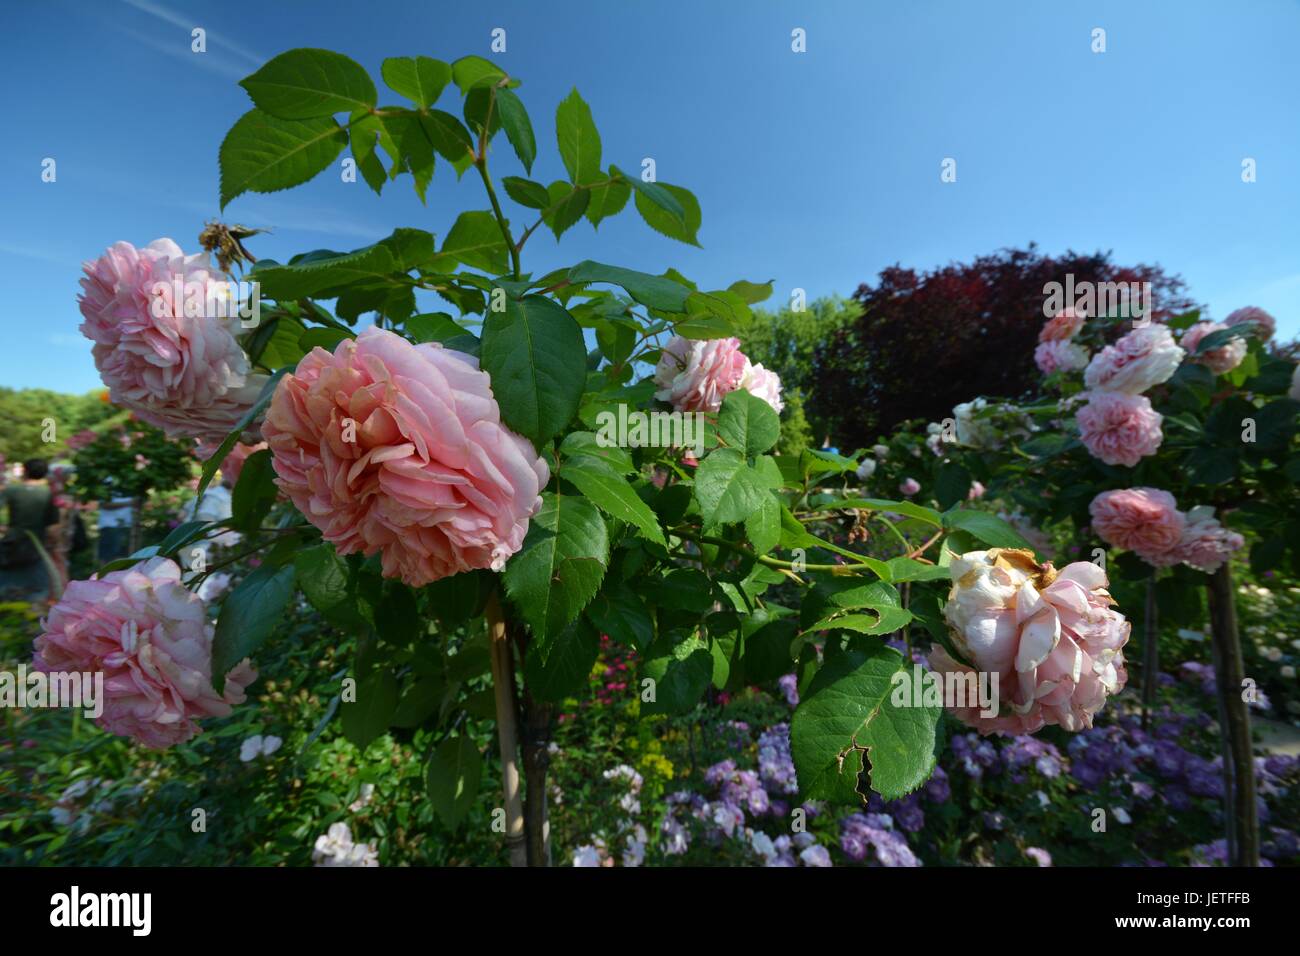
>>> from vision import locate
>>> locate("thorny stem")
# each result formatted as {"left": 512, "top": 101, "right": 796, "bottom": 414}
{"left": 468, "top": 85, "right": 522, "bottom": 281}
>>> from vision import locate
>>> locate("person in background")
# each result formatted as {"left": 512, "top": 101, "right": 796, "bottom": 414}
{"left": 96, "top": 485, "right": 136, "bottom": 564}
{"left": 0, "top": 459, "right": 60, "bottom": 601}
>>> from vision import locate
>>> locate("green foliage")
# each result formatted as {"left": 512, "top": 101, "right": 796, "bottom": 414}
{"left": 790, "top": 639, "right": 940, "bottom": 801}
{"left": 731, "top": 296, "right": 858, "bottom": 454}
{"left": 28, "top": 46, "right": 1048, "bottom": 863}
{"left": 0, "top": 388, "right": 120, "bottom": 463}
{"left": 69, "top": 421, "right": 194, "bottom": 503}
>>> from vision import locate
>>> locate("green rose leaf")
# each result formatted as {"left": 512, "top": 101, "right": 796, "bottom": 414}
{"left": 586, "top": 581, "right": 654, "bottom": 652}
{"left": 481, "top": 295, "right": 586, "bottom": 448}
{"left": 585, "top": 178, "right": 631, "bottom": 228}
{"left": 211, "top": 563, "right": 296, "bottom": 691}
{"left": 240, "top": 48, "right": 376, "bottom": 119}
{"left": 503, "top": 492, "right": 609, "bottom": 650}
{"left": 341, "top": 669, "right": 399, "bottom": 752}
{"left": 566, "top": 260, "right": 692, "bottom": 313}
{"left": 561, "top": 455, "right": 665, "bottom": 545}
{"left": 440, "top": 210, "right": 511, "bottom": 274}
{"left": 426, "top": 734, "right": 483, "bottom": 831}
{"left": 694, "top": 448, "right": 779, "bottom": 528}
{"left": 502, "top": 176, "right": 551, "bottom": 209}
{"left": 633, "top": 181, "right": 701, "bottom": 246}
{"left": 219, "top": 109, "right": 348, "bottom": 208}
{"left": 229, "top": 449, "right": 278, "bottom": 533}
{"left": 451, "top": 55, "right": 507, "bottom": 92}
{"left": 252, "top": 244, "right": 399, "bottom": 300}
{"left": 294, "top": 544, "right": 366, "bottom": 628}
{"left": 544, "top": 181, "right": 591, "bottom": 239}
{"left": 790, "top": 641, "right": 940, "bottom": 803}
{"left": 555, "top": 87, "right": 601, "bottom": 185}
{"left": 640, "top": 632, "right": 713, "bottom": 716}
{"left": 718, "top": 390, "right": 780, "bottom": 458}
{"left": 495, "top": 88, "right": 536, "bottom": 173}
{"left": 941, "top": 509, "right": 1036, "bottom": 554}
{"left": 380, "top": 56, "right": 451, "bottom": 109}
{"left": 523, "top": 620, "right": 600, "bottom": 702}
{"left": 744, "top": 495, "right": 782, "bottom": 555}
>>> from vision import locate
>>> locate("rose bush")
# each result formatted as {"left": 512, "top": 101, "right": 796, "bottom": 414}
{"left": 882, "top": 297, "right": 1299, "bottom": 866}
{"left": 45, "top": 47, "right": 1159, "bottom": 867}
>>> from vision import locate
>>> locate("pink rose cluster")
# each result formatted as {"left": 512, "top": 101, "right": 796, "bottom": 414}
{"left": 78, "top": 239, "right": 266, "bottom": 443}
{"left": 653, "top": 336, "right": 784, "bottom": 414}
{"left": 1034, "top": 309, "right": 1089, "bottom": 375}
{"left": 1073, "top": 324, "right": 1187, "bottom": 467}
{"left": 928, "top": 549, "right": 1130, "bottom": 735}
{"left": 1089, "top": 487, "right": 1244, "bottom": 573}
{"left": 262, "top": 327, "right": 549, "bottom": 587}
{"left": 32, "top": 557, "right": 256, "bottom": 749}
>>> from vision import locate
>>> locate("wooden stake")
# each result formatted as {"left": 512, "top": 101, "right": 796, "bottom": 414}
{"left": 485, "top": 591, "right": 527, "bottom": 867}
{"left": 1206, "top": 563, "right": 1259, "bottom": 866}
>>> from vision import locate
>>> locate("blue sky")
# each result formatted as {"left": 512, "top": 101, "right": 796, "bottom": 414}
{"left": 2, "top": 0, "right": 1297, "bottom": 393}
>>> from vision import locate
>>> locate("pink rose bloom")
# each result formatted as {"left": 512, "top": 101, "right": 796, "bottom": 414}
{"left": 1034, "top": 339, "right": 1089, "bottom": 375}
{"left": 1176, "top": 506, "right": 1244, "bottom": 574}
{"left": 1076, "top": 391, "right": 1163, "bottom": 467}
{"left": 899, "top": 477, "right": 921, "bottom": 496}
{"left": 1083, "top": 324, "right": 1184, "bottom": 395}
{"left": 78, "top": 240, "right": 267, "bottom": 442}
{"left": 262, "top": 327, "right": 549, "bottom": 587}
{"left": 1088, "top": 488, "right": 1185, "bottom": 566}
{"left": 1224, "top": 306, "right": 1275, "bottom": 343}
{"left": 653, "top": 336, "right": 748, "bottom": 413}
{"left": 32, "top": 557, "right": 255, "bottom": 749}
{"left": 929, "top": 549, "right": 1129, "bottom": 734}
{"left": 739, "top": 360, "right": 785, "bottom": 413}
{"left": 967, "top": 480, "right": 986, "bottom": 500}
{"left": 1038, "top": 308, "right": 1086, "bottom": 343}
{"left": 1180, "top": 322, "right": 1246, "bottom": 375}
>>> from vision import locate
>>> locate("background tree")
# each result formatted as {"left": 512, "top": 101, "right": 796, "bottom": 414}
{"left": 811, "top": 246, "right": 1196, "bottom": 450}
{"left": 0, "top": 388, "right": 122, "bottom": 462}
{"left": 734, "top": 296, "right": 857, "bottom": 454}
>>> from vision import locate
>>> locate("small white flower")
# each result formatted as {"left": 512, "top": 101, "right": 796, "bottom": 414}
{"left": 349, "top": 782, "right": 375, "bottom": 812}
{"left": 312, "top": 822, "right": 379, "bottom": 867}
{"left": 240, "top": 733, "right": 283, "bottom": 762}
{"left": 1112, "top": 807, "right": 1131, "bottom": 825}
